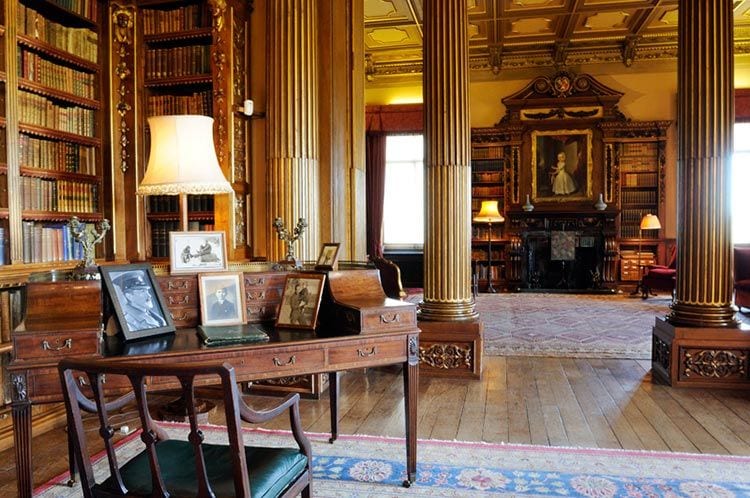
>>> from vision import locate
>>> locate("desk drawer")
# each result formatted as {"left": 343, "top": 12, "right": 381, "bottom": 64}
{"left": 328, "top": 339, "right": 406, "bottom": 369}
{"left": 246, "top": 303, "right": 280, "bottom": 323}
{"left": 361, "top": 309, "right": 417, "bottom": 332}
{"left": 159, "top": 276, "right": 198, "bottom": 292}
{"left": 163, "top": 290, "right": 199, "bottom": 308}
{"left": 236, "top": 348, "right": 325, "bottom": 376}
{"left": 166, "top": 308, "right": 199, "bottom": 328}
{"left": 245, "top": 287, "right": 283, "bottom": 302}
{"left": 13, "top": 329, "right": 100, "bottom": 363}
{"left": 244, "top": 273, "right": 287, "bottom": 289}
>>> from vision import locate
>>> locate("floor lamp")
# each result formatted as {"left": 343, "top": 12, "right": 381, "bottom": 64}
{"left": 136, "top": 115, "right": 234, "bottom": 231}
{"left": 474, "top": 200, "right": 505, "bottom": 293}
{"left": 631, "top": 213, "right": 661, "bottom": 296}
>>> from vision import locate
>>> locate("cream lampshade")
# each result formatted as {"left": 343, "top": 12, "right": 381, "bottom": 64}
{"left": 137, "top": 115, "right": 233, "bottom": 230}
{"left": 473, "top": 200, "right": 504, "bottom": 293}
{"left": 640, "top": 213, "right": 662, "bottom": 231}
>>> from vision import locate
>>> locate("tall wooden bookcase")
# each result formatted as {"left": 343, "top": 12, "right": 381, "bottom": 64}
{"left": 133, "top": 0, "right": 251, "bottom": 261}
{"left": 0, "top": 0, "right": 110, "bottom": 268}
{"left": 600, "top": 121, "right": 670, "bottom": 281}
{"left": 470, "top": 134, "right": 507, "bottom": 292}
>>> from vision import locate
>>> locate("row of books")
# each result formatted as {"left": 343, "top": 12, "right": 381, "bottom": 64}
{"left": 474, "top": 263, "right": 504, "bottom": 281}
{"left": 19, "top": 48, "right": 97, "bottom": 99}
{"left": 472, "top": 248, "right": 503, "bottom": 260}
{"left": 620, "top": 142, "right": 656, "bottom": 157}
{"left": 621, "top": 208, "right": 659, "bottom": 225}
{"left": 472, "top": 225, "right": 503, "bottom": 240}
{"left": 147, "top": 91, "right": 212, "bottom": 118}
{"left": 145, "top": 46, "right": 211, "bottom": 80}
{"left": 21, "top": 221, "right": 89, "bottom": 264}
{"left": 142, "top": 4, "right": 209, "bottom": 34}
{"left": 17, "top": 5, "right": 99, "bottom": 63}
{"left": 472, "top": 185, "right": 503, "bottom": 197}
{"left": 621, "top": 226, "right": 660, "bottom": 239}
{"left": 148, "top": 194, "right": 214, "bottom": 213}
{"left": 18, "top": 91, "right": 96, "bottom": 137}
{"left": 47, "top": 0, "right": 98, "bottom": 21}
{"left": 472, "top": 171, "right": 502, "bottom": 184}
{"left": 19, "top": 134, "right": 96, "bottom": 175}
{"left": 622, "top": 172, "right": 657, "bottom": 187}
{"left": 471, "top": 146, "right": 502, "bottom": 159}
{"left": 21, "top": 176, "right": 98, "bottom": 213}
{"left": 621, "top": 190, "right": 657, "bottom": 205}
{"left": 472, "top": 158, "right": 503, "bottom": 171}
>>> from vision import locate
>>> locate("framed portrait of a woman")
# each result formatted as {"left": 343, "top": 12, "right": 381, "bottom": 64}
{"left": 531, "top": 129, "right": 593, "bottom": 202}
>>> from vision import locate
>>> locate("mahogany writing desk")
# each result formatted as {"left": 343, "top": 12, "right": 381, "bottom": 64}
{"left": 9, "top": 324, "right": 420, "bottom": 497}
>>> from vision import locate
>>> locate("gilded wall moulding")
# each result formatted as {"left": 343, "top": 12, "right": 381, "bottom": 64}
{"left": 111, "top": 4, "right": 135, "bottom": 174}
{"left": 209, "top": 0, "right": 228, "bottom": 163}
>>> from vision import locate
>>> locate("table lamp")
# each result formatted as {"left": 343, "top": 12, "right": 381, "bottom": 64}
{"left": 136, "top": 115, "right": 234, "bottom": 231}
{"left": 632, "top": 213, "right": 661, "bottom": 296}
{"left": 473, "top": 200, "right": 505, "bottom": 292}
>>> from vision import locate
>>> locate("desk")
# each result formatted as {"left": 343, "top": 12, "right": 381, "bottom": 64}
{"left": 9, "top": 325, "right": 420, "bottom": 497}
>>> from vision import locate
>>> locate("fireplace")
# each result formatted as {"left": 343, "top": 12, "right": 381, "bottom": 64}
{"left": 508, "top": 211, "right": 618, "bottom": 291}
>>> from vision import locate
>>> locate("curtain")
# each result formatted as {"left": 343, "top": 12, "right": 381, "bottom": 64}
{"left": 366, "top": 132, "right": 387, "bottom": 258}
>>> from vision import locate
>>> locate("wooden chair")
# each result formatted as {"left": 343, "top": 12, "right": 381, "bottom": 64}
{"left": 735, "top": 245, "right": 750, "bottom": 312}
{"left": 640, "top": 245, "right": 677, "bottom": 299}
{"left": 370, "top": 255, "right": 407, "bottom": 299}
{"left": 59, "top": 358, "right": 312, "bottom": 497}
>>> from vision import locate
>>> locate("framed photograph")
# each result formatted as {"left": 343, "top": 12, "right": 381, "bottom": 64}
{"left": 276, "top": 273, "right": 326, "bottom": 330}
{"left": 99, "top": 263, "right": 175, "bottom": 341}
{"left": 315, "top": 242, "right": 341, "bottom": 270}
{"left": 198, "top": 272, "right": 246, "bottom": 326}
{"left": 169, "top": 231, "right": 227, "bottom": 274}
{"left": 531, "top": 129, "right": 593, "bottom": 202}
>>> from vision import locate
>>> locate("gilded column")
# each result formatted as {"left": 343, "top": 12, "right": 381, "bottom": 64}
{"left": 266, "top": 0, "right": 319, "bottom": 261}
{"left": 670, "top": 0, "right": 736, "bottom": 327}
{"left": 420, "top": 0, "right": 476, "bottom": 321}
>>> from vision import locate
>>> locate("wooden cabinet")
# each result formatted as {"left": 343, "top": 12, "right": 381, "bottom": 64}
{"left": 135, "top": 0, "right": 251, "bottom": 261}
{"left": 1, "top": 0, "right": 110, "bottom": 267}
{"left": 470, "top": 137, "right": 507, "bottom": 292}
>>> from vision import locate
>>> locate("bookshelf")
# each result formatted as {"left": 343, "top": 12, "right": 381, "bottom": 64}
{"left": 0, "top": 0, "right": 107, "bottom": 267}
{"left": 470, "top": 142, "right": 506, "bottom": 292}
{"left": 601, "top": 121, "right": 670, "bottom": 281}
{"left": 136, "top": 0, "right": 251, "bottom": 261}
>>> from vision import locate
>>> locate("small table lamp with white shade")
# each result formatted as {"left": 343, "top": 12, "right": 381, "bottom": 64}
{"left": 631, "top": 213, "right": 661, "bottom": 296}
{"left": 136, "top": 115, "right": 234, "bottom": 231}
{"left": 473, "top": 200, "right": 505, "bottom": 293}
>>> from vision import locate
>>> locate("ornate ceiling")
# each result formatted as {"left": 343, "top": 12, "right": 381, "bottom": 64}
{"left": 364, "top": 0, "right": 750, "bottom": 81}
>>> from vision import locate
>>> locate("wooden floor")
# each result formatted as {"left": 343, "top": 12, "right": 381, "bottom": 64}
{"left": 2, "top": 356, "right": 750, "bottom": 494}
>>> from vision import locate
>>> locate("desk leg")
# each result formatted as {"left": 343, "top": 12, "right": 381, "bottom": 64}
{"left": 403, "top": 335, "right": 419, "bottom": 488}
{"left": 328, "top": 372, "right": 339, "bottom": 443}
{"left": 11, "top": 373, "right": 33, "bottom": 498}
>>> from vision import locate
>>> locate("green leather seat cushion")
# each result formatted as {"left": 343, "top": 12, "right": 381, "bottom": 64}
{"left": 100, "top": 439, "right": 308, "bottom": 497}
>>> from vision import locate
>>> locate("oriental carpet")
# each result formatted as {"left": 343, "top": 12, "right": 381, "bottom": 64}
{"left": 36, "top": 424, "right": 750, "bottom": 497}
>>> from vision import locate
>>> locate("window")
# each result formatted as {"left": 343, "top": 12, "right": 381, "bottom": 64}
{"left": 733, "top": 124, "right": 750, "bottom": 243}
{"left": 383, "top": 135, "right": 424, "bottom": 249}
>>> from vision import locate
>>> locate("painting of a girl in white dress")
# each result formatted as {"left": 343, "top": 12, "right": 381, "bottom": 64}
{"left": 532, "top": 130, "right": 592, "bottom": 202}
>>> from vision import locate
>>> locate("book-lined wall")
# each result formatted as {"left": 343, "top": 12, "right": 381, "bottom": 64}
{"left": 0, "top": 0, "right": 105, "bottom": 266}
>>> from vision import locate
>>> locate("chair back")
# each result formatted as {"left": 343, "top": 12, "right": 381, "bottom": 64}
{"left": 370, "top": 255, "right": 407, "bottom": 299}
{"left": 735, "top": 245, "right": 750, "bottom": 281}
{"left": 59, "top": 358, "right": 310, "bottom": 497}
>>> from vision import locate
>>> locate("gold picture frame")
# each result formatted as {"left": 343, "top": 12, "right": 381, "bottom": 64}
{"left": 315, "top": 242, "right": 341, "bottom": 271}
{"left": 275, "top": 273, "right": 326, "bottom": 330}
{"left": 531, "top": 129, "right": 593, "bottom": 202}
{"left": 198, "top": 272, "right": 246, "bottom": 326}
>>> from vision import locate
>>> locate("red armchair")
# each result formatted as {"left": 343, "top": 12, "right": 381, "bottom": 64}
{"left": 735, "top": 245, "right": 750, "bottom": 312}
{"left": 641, "top": 245, "right": 677, "bottom": 299}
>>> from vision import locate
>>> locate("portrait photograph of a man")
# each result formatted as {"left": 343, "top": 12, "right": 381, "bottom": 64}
{"left": 100, "top": 263, "right": 175, "bottom": 341}
{"left": 198, "top": 272, "right": 246, "bottom": 326}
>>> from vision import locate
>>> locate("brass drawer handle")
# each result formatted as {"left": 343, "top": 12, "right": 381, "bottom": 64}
{"left": 168, "top": 295, "right": 190, "bottom": 305}
{"left": 273, "top": 355, "right": 296, "bottom": 367}
{"left": 246, "top": 290, "right": 266, "bottom": 300}
{"left": 78, "top": 374, "right": 106, "bottom": 386}
{"left": 170, "top": 311, "right": 189, "bottom": 321}
{"left": 380, "top": 313, "right": 400, "bottom": 324}
{"left": 42, "top": 339, "right": 72, "bottom": 351}
{"left": 167, "top": 280, "right": 189, "bottom": 290}
{"left": 246, "top": 277, "right": 266, "bottom": 286}
{"left": 357, "top": 347, "right": 377, "bottom": 357}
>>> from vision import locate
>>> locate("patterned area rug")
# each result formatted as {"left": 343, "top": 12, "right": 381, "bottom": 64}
{"left": 408, "top": 292, "right": 674, "bottom": 359}
{"left": 37, "top": 424, "right": 750, "bottom": 497}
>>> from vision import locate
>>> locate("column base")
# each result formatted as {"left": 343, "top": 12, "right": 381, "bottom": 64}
{"left": 417, "top": 319, "right": 483, "bottom": 379}
{"left": 652, "top": 317, "right": 750, "bottom": 389}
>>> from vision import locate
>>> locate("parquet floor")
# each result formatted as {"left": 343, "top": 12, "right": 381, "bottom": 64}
{"left": 1, "top": 356, "right": 750, "bottom": 495}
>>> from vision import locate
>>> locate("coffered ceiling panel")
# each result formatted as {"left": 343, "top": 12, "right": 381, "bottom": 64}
{"left": 363, "top": 0, "right": 750, "bottom": 81}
